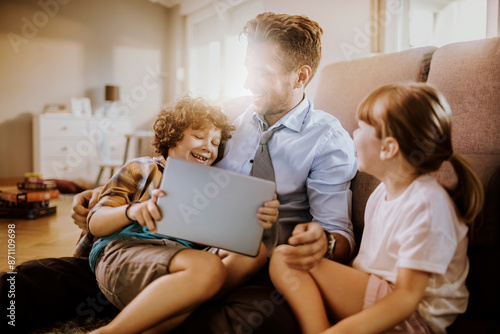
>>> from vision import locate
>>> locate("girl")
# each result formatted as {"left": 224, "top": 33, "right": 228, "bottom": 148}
{"left": 269, "top": 83, "right": 484, "bottom": 333}
{"left": 88, "top": 95, "right": 279, "bottom": 334}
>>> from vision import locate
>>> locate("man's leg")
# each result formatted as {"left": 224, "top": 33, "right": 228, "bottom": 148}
{"left": 215, "top": 243, "right": 268, "bottom": 297}
{"left": 175, "top": 261, "right": 300, "bottom": 334}
{"left": 0, "top": 257, "right": 118, "bottom": 333}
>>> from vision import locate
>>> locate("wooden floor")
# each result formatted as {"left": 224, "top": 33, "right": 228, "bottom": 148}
{"left": 0, "top": 196, "right": 81, "bottom": 272}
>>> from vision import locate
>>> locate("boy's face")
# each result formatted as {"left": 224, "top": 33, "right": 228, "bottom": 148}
{"left": 168, "top": 126, "right": 221, "bottom": 166}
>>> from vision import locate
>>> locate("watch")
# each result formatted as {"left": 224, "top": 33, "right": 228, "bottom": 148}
{"left": 324, "top": 230, "right": 336, "bottom": 259}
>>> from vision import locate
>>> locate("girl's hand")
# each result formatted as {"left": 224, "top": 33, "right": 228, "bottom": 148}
{"left": 257, "top": 194, "right": 279, "bottom": 229}
{"left": 127, "top": 189, "right": 165, "bottom": 234}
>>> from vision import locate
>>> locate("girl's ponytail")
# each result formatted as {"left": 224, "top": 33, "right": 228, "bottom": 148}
{"left": 447, "top": 153, "right": 484, "bottom": 225}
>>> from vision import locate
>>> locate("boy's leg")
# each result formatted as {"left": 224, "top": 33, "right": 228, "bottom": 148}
{"left": 216, "top": 242, "right": 268, "bottom": 296}
{"left": 92, "top": 248, "right": 226, "bottom": 334}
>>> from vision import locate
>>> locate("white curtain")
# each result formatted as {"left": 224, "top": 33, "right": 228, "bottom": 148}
{"left": 433, "top": 0, "right": 487, "bottom": 47}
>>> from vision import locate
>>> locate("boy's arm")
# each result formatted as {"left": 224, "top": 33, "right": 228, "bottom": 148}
{"left": 323, "top": 268, "right": 430, "bottom": 334}
{"left": 89, "top": 189, "right": 165, "bottom": 237}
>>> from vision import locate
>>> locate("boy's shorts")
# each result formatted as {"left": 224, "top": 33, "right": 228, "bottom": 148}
{"left": 95, "top": 237, "right": 210, "bottom": 310}
{"left": 364, "top": 274, "right": 432, "bottom": 333}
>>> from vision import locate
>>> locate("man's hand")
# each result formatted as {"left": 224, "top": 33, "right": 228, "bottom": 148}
{"left": 257, "top": 194, "right": 279, "bottom": 229}
{"left": 71, "top": 188, "right": 101, "bottom": 231}
{"left": 281, "top": 222, "right": 327, "bottom": 271}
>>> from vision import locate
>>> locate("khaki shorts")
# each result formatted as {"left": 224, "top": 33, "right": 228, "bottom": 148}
{"left": 95, "top": 237, "right": 209, "bottom": 310}
{"left": 364, "top": 274, "right": 432, "bottom": 333}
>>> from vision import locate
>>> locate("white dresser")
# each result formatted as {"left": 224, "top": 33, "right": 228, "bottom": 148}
{"left": 33, "top": 114, "right": 132, "bottom": 183}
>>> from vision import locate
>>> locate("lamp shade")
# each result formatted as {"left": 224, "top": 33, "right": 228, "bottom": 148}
{"left": 105, "top": 85, "right": 120, "bottom": 101}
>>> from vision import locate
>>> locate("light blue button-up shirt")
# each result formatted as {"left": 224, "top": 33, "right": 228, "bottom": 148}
{"left": 216, "top": 97, "right": 357, "bottom": 251}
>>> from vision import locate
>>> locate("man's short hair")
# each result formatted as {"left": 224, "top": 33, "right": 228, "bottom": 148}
{"left": 241, "top": 12, "right": 323, "bottom": 84}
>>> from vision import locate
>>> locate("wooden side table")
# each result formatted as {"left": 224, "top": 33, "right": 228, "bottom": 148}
{"left": 123, "top": 130, "right": 155, "bottom": 164}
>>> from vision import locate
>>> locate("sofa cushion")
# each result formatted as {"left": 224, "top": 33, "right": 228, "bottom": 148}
{"left": 427, "top": 37, "right": 500, "bottom": 155}
{"left": 350, "top": 171, "right": 380, "bottom": 254}
{"left": 314, "top": 46, "right": 437, "bottom": 136}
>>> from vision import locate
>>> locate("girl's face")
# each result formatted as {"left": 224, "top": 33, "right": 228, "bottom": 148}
{"left": 352, "top": 120, "right": 382, "bottom": 173}
{"left": 168, "top": 125, "right": 221, "bottom": 166}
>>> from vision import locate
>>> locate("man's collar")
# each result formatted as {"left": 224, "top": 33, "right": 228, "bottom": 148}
{"left": 252, "top": 96, "right": 310, "bottom": 133}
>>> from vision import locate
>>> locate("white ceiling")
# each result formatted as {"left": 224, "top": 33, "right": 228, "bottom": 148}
{"left": 148, "top": 0, "right": 183, "bottom": 8}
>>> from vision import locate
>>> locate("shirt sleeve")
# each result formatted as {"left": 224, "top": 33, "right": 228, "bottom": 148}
{"left": 306, "top": 125, "right": 358, "bottom": 251}
{"left": 87, "top": 158, "right": 160, "bottom": 223}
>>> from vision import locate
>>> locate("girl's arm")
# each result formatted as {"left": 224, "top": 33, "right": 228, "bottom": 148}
{"left": 257, "top": 194, "right": 279, "bottom": 229}
{"left": 89, "top": 190, "right": 165, "bottom": 237}
{"left": 324, "top": 268, "right": 430, "bottom": 334}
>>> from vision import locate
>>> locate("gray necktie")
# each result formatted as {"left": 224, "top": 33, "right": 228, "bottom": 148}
{"left": 250, "top": 124, "right": 285, "bottom": 252}
{"left": 250, "top": 124, "right": 285, "bottom": 181}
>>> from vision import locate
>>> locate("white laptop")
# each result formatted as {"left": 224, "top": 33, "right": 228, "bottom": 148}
{"left": 155, "top": 158, "right": 276, "bottom": 257}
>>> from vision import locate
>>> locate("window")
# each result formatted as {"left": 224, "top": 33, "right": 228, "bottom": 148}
{"left": 378, "top": 0, "right": 493, "bottom": 53}
{"left": 410, "top": 0, "right": 488, "bottom": 48}
{"left": 186, "top": 0, "right": 263, "bottom": 102}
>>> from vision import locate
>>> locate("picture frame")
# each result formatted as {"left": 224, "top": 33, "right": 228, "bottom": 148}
{"left": 71, "top": 97, "right": 92, "bottom": 116}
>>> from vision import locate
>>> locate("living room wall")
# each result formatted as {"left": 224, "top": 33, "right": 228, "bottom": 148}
{"left": 0, "top": 0, "right": 375, "bottom": 179}
{"left": 0, "top": 0, "right": 173, "bottom": 178}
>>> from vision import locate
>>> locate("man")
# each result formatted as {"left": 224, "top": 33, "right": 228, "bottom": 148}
{"left": 218, "top": 13, "right": 355, "bottom": 268}
{"left": 1, "top": 13, "right": 356, "bottom": 333}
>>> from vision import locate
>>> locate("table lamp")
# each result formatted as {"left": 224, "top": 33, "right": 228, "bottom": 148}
{"left": 104, "top": 85, "right": 120, "bottom": 116}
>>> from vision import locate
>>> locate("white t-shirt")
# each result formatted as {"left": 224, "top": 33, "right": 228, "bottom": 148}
{"left": 352, "top": 174, "right": 469, "bottom": 333}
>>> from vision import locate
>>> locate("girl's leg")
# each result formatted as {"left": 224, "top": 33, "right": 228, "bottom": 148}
{"left": 269, "top": 245, "right": 330, "bottom": 334}
{"left": 216, "top": 242, "right": 268, "bottom": 296}
{"left": 90, "top": 249, "right": 226, "bottom": 334}
{"left": 269, "top": 245, "right": 371, "bottom": 334}
{"left": 309, "top": 257, "right": 370, "bottom": 321}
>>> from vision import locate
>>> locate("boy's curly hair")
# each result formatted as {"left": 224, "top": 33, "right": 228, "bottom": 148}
{"left": 152, "top": 95, "right": 235, "bottom": 164}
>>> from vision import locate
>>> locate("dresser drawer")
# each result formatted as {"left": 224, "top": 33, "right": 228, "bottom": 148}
{"left": 89, "top": 118, "right": 132, "bottom": 137}
{"left": 34, "top": 115, "right": 132, "bottom": 183}
{"left": 109, "top": 138, "right": 127, "bottom": 160}
{"left": 40, "top": 159, "right": 91, "bottom": 179}
{"left": 40, "top": 118, "right": 88, "bottom": 139}
{"left": 40, "top": 139, "right": 99, "bottom": 159}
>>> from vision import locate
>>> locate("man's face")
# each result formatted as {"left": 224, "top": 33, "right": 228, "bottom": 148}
{"left": 243, "top": 42, "right": 299, "bottom": 119}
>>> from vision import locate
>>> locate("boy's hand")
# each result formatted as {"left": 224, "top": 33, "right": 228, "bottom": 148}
{"left": 257, "top": 194, "right": 279, "bottom": 229}
{"left": 127, "top": 189, "right": 165, "bottom": 234}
